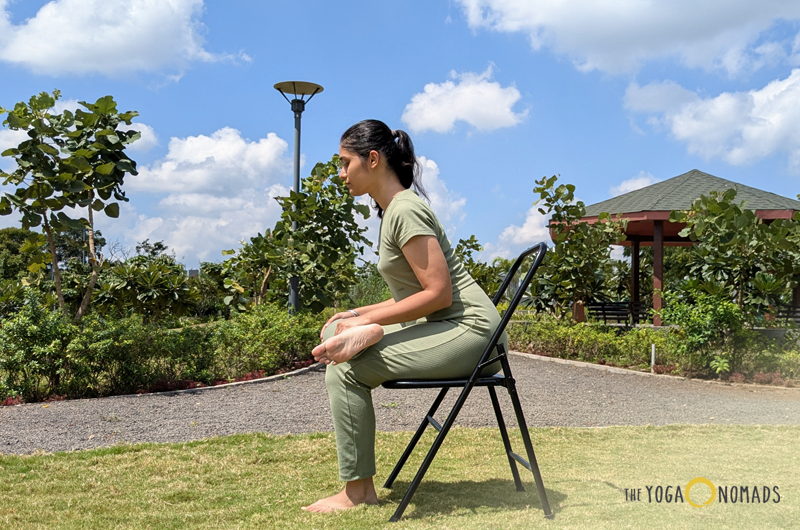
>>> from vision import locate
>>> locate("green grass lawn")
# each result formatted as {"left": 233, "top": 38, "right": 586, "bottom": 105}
{"left": 1, "top": 425, "right": 797, "bottom": 529}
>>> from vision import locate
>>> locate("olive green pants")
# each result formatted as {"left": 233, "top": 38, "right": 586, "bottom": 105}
{"left": 323, "top": 318, "right": 505, "bottom": 481}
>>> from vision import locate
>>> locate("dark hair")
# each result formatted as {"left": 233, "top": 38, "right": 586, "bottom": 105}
{"left": 340, "top": 119, "right": 428, "bottom": 217}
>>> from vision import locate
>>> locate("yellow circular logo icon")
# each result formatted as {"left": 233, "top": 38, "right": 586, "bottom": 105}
{"left": 686, "top": 477, "right": 716, "bottom": 508}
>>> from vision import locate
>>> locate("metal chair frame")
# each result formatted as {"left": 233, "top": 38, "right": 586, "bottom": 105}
{"left": 381, "top": 242, "right": 553, "bottom": 522}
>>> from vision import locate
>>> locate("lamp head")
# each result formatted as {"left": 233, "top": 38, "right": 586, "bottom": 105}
{"left": 274, "top": 81, "right": 323, "bottom": 113}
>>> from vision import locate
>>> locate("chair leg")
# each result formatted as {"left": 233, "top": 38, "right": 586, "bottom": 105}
{"left": 389, "top": 382, "right": 478, "bottom": 522}
{"left": 384, "top": 387, "right": 449, "bottom": 489}
{"left": 488, "top": 386, "right": 525, "bottom": 492}
{"left": 506, "top": 377, "right": 554, "bottom": 519}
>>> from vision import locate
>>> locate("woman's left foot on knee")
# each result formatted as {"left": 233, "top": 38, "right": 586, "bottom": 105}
{"left": 312, "top": 324, "right": 384, "bottom": 364}
{"left": 301, "top": 488, "right": 379, "bottom": 513}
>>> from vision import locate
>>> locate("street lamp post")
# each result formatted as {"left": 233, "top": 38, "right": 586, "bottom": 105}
{"left": 274, "top": 81, "right": 324, "bottom": 313}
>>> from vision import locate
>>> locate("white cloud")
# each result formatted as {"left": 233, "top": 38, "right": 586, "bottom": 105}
{"left": 609, "top": 171, "right": 660, "bottom": 197}
{"left": 126, "top": 122, "right": 159, "bottom": 153}
{"left": 484, "top": 203, "right": 550, "bottom": 260}
{"left": 401, "top": 66, "right": 527, "bottom": 133}
{"left": 107, "top": 184, "right": 288, "bottom": 264}
{"left": 0, "top": 127, "right": 29, "bottom": 170}
{"left": 417, "top": 156, "right": 467, "bottom": 234}
{"left": 457, "top": 0, "right": 800, "bottom": 75}
{"left": 0, "top": 0, "right": 244, "bottom": 76}
{"left": 98, "top": 127, "right": 293, "bottom": 265}
{"left": 625, "top": 69, "right": 800, "bottom": 171}
{"left": 129, "top": 127, "right": 291, "bottom": 195}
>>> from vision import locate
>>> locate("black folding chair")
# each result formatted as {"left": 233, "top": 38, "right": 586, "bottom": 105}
{"left": 381, "top": 242, "right": 553, "bottom": 522}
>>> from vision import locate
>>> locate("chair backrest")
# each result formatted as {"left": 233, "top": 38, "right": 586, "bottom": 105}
{"left": 481, "top": 242, "right": 548, "bottom": 359}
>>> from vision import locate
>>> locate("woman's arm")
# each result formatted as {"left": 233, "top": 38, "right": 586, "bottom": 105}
{"left": 355, "top": 297, "right": 396, "bottom": 314}
{"left": 319, "top": 298, "right": 395, "bottom": 339}
{"left": 334, "top": 235, "right": 451, "bottom": 334}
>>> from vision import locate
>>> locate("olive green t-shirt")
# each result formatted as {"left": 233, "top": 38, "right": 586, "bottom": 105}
{"left": 377, "top": 189, "right": 496, "bottom": 327}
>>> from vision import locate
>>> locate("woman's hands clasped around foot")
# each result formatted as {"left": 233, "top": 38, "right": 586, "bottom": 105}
{"left": 312, "top": 324, "right": 384, "bottom": 366}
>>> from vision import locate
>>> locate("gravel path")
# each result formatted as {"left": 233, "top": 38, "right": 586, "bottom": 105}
{"left": 2, "top": 352, "right": 799, "bottom": 455}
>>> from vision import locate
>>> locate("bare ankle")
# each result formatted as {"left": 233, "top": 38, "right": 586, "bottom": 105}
{"left": 345, "top": 477, "right": 378, "bottom": 503}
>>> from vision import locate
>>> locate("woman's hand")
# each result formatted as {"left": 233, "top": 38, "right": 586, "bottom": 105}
{"left": 320, "top": 311, "right": 357, "bottom": 340}
{"left": 332, "top": 315, "right": 369, "bottom": 335}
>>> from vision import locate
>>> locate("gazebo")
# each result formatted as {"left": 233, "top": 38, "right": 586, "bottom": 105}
{"left": 582, "top": 169, "right": 800, "bottom": 326}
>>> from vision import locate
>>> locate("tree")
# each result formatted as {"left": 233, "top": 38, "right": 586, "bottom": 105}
{"left": 0, "top": 227, "right": 37, "bottom": 280}
{"left": 0, "top": 91, "right": 140, "bottom": 321}
{"left": 135, "top": 239, "right": 171, "bottom": 258}
{"left": 454, "top": 235, "right": 506, "bottom": 297}
{"left": 222, "top": 230, "right": 277, "bottom": 309}
{"left": 223, "top": 155, "right": 371, "bottom": 313}
{"left": 669, "top": 189, "right": 799, "bottom": 309}
{"left": 533, "top": 175, "right": 627, "bottom": 315}
{"left": 54, "top": 227, "right": 106, "bottom": 264}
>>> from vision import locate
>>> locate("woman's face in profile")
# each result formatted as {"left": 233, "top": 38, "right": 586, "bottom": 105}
{"left": 339, "top": 146, "right": 369, "bottom": 197}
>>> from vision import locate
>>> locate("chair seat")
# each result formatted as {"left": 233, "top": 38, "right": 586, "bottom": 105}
{"left": 382, "top": 374, "right": 507, "bottom": 389}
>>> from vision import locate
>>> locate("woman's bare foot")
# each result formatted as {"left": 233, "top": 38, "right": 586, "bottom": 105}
{"left": 312, "top": 324, "right": 384, "bottom": 364}
{"left": 301, "top": 477, "right": 379, "bottom": 513}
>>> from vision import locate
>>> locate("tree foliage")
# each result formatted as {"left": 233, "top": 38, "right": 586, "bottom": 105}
{"left": 0, "top": 91, "right": 139, "bottom": 321}
{"left": 453, "top": 234, "right": 509, "bottom": 298}
{"left": 533, "top": 175, "right": 627, "bottom": 313}
{"left": 223, "top": 155, "right": 371, "bottom": 313}
{"left": 670, "top": 189, "right": 800, "bottom": 309}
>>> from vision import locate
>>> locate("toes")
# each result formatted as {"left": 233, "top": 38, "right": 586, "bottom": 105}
{"left": 311, "top": 343, "right": 327, "bottom": 357}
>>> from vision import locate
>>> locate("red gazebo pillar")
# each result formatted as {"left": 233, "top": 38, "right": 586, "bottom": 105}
{"left": 653, "top": 220, "right": 664, "bottom": 326}
{"left": 631, "top": 240, "right": 640, "bottom": 304}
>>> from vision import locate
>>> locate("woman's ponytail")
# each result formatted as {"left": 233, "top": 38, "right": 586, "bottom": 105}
{"left": 340, "top": 120, "right": 428, "bottom": 217}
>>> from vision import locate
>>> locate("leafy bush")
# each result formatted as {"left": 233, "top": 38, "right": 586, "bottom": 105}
{"left": 65, "top": 316, "right": 217, "bottom": 397}
{"left": 508, "top": 307, "right": 800, "bottom": 380}
{"left": 0, "top": 299, "right": 324, "bottom": 403}
{"left": 94, "top": 259, "right": 197, "bottom": 324}
{"left": 211, "top": 303, "right": 322, "bottom": 381}
{"left": 661, "top": 293, "right": 755, "bottom": 376}
{"left": 348, "top": 261, "right": 391, "bottom": 308}
{"left": 0, "top": 293, "right": 76, "bottom": 401}
{"left": 507, "top": 312, "right": 670, "bottom": 368}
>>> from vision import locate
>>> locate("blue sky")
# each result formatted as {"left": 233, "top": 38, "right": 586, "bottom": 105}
{"left": 2, "top": 0, "right": 800, "bottom": 266}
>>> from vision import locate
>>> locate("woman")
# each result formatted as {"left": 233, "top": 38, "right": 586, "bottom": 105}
{"left": 302, "top": 119, "right": 507, "bottom": 513}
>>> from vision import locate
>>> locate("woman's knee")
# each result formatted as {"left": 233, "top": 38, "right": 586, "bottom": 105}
{"left": 321, "top": 318, "right": 346, "bottom": 342}
{"left": 324, "top": 362, "right": 346, "bottom": 390}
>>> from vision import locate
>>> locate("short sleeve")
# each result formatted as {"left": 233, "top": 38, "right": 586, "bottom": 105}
{"left": 390, "top": 198, "right": 437, "bottom": 249}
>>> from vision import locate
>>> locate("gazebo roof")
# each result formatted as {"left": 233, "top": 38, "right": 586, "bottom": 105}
{"left": 584, "top": 169, "right": 800, "bottom": 217}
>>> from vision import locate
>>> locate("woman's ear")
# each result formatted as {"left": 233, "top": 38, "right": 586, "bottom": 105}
{"left": 368, "top": 150, "right": 380, "bottom": 169}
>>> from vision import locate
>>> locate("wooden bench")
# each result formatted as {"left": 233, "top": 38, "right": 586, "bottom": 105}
{"left": 586, "top": 301, "right": 649, "bottom": 325}
{"left": 776, "top": 306, "right": 800, "bottom": 326}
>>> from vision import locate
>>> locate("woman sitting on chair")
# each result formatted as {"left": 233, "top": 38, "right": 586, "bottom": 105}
{"left": 303, "top": 119, "right": 507, "bottom": 513}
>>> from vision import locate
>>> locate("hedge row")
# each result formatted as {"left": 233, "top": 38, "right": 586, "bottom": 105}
{"left": 0, "top": 298, "right": 323, "bottom": 403}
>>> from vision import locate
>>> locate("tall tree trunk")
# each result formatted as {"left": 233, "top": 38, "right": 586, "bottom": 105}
{"left": 42, "top": 216, "right": 67, "bottom": 315}
{"left": 75, "top": 208, "right": 100, "bottom": 322}
{"left": 737, "top": 274, "right": 744, "bottom": 308}
{"left": 256, "top": 266, "right": 271, "bottom": 305}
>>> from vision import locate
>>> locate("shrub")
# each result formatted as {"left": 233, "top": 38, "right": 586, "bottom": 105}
{"left": 661, "top": 293, "right": 752, "bottom": 376}
{"left": 348, "top": 261, "right": 391, "bottom": 308}
{"left": 728, "top": 372, "right": 746, "bottom": 384}
{"left": 507, "top": 312, "right": 670, "bottom": 368}
{"left": 66, "top": 316, "right": 218, "bottom": 397}
{"left": 0, "top": 293, "right": 77, "bottom": 402}
{"left": 211, "top": 303, "right": 323, "bottom": 381}
{"left": 753, "top": 371, "right": 782, "bottom": 385}
{"left": 0, "top": 300, "right": 324, "bottom": 403}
